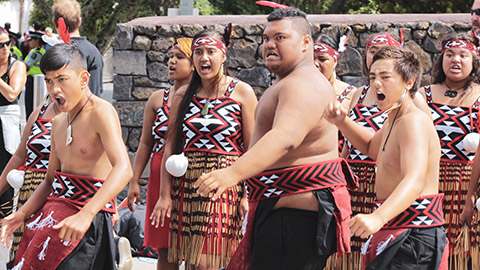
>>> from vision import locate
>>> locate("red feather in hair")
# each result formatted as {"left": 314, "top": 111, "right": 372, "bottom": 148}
{"left": 256, "top": 1, "right": 290, "bottom": 9}
{"left": 57, "top": 17, "right": 71, "bottom": 44}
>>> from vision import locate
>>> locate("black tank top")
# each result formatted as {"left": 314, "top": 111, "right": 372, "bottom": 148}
{"left": 0, "top": 55, "right": 18, "bottom": 105}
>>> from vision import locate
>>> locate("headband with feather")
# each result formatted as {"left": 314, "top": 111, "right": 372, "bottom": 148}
{"left": 256, "top": 1, "right": 290, "bottom": 9}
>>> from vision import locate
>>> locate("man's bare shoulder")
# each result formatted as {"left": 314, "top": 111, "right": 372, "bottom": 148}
{"left": 398, "top": 107, "right": 435, "bottom": 135}
{"left": 90, "top": 96, "right": 120, "bottom": 123}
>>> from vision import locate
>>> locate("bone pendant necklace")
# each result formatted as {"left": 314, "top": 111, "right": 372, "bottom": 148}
{"left": 66, "top": 93, "right": 93, "bottom": 146}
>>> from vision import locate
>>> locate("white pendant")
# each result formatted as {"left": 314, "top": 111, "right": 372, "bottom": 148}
{"left": 165, "top": 153, "right": 189, "bottom": 177}
{"left": 66, "top": 125, "right": 73, "bottom": 146}
{"left": 463, "top": 132, "right": 480, "bottom": 153}
{"left": 7, "top": 169, "right": 25, "bottom": 189}
{"left": 476, "top": 197, "right": 480, "bottom": 211}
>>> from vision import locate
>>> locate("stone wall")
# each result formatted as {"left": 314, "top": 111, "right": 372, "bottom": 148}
{"left": 113, "top": 13, "right": 470, "bottom": 177}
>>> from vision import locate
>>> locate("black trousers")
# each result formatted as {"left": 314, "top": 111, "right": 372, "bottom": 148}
{"left": 366, "top": 226, "right": 448, "bottom": 270}
{"left": 249, "top": 189, "right": 337, "bottom": 270}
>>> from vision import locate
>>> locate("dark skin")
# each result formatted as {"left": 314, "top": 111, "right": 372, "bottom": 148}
{"left": 194, "top": 18, "right": 338, "bottom": 214}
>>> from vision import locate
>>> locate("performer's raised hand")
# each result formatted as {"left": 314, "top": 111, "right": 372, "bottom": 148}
{"left": 348, "top": 213, "right": 384, "bottom": 239}
{"left": 324, "top": 100, "right": 348, "bottom": 125}
{"left": 0, "top": 212, "right": 26, "bottom": 247}
{"left": 150, "top": 196, "right": 172, "bottom": 228}
{"left": 194, "top": 168, "right": 240, "bottom": 201}
{"left": 127, "top": 181, "right": 141, "bottom": 213}
{"left": 53, "top": 211, "right": 93, "bottom": 242}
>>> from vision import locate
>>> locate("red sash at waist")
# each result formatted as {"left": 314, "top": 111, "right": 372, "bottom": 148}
{"left": 374, "top": 193, "right": 445, "bottom": 229}
{"left": 246, "top": 158, "right": 358, "bottom": 201}
{"left": 228, "top": 158, "right": 358, "bottom": 270}
{"left": 50, "top": 171, "right": 116, "bottom": 214}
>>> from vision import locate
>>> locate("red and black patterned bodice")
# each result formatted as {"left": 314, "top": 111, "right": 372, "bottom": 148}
{"left": 424, "top": 85, "right": 480, "bottom": 162}
{"left": 183, "top": 78, "right": 244, "bottom": 155}
{"left": 25, "top": 100, "right": 52, "bottom": 171}
{"left": 152, "top": 88, "right": 171, "bottom": 153}
{"left": 346, "top": 85, "right": 386, "bottom": 163}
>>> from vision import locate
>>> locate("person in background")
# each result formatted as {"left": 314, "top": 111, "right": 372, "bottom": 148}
{"left": 127, "top": 37, "right": 194, "bottom": 270}
{"left": 326, "top": 45, "right": 447, "bottom": 270}
{"left": 0, "top": 27, "right": 26, "bottom": 220}
{"left": 152, "top": 28, "right": 256, "bottom": 269}
{"left": 0, "top": 94, "right": 60, "bottom": 267}
{"left": 51, "top": 0, "right": 104, "bottom": 97}
{"left": 24, "top": 30, "right": 45, "bottom": 119}
{"left": 314, "top": 33, "right": 356, "bottom": 110}
{"left": 472, "top": 0, "right": 480, "bottom": 34}
{"left": 420, "top": 33, "right": 480, "bottom": 269}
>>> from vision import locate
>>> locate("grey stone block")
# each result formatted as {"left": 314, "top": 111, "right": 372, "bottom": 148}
{"left": 132, "top": 87, "right": 158, "bottom": 100}
{"left": 134, "top": 25, "right": 156, "bottom": 36}
{"left": 152, "top": 37, "right": 175, "bottom": 52}
{"left": 227, "top": 39, "right": 258, "bottom": 69}
{"left": 132, "top": 35, "right": 152, "bottom": 51}
{"left": 114, "top": 50, "right": 147, "bottom": 75}
{"left": 113, "top": 75, "right": 133, "bottom": 101}
{"left": 157, "top": 24, "right": 182, "bottom": 37}
{"left": 147, "top": 62, "right": 168, "bottom": 82}
{"left": 114, "top": 101, "right": 146, "bottom": 127}
{"left": 115, "top": 24, "right": 133, "bottom": 50}
{"left": 235, "top": 66, "right": 271, "bottom": 88}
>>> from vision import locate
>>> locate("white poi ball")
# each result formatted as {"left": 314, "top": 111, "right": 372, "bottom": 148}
{"left": 165, "top": 153, "right": 189, "bottom": 177}
{"left": 476, "top": 197, "right": 480, "bottom": 211}
{"left": 464, "top": 132, "right": 480, "bottom": 153}
{"left": 6, "top": 169, "right": 25, "bottom": 189}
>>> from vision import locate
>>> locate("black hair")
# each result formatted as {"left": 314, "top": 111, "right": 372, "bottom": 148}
{"left": 371, "top": 46, "right": 422, "bottom": 96}
{"left": 170, "top": 29, "right": 227, "bottom": 154}
{"left": 315, "top": 34, "right": 338, "bottom": 50}
{"left": 40, "top": 43, "right": 87, "bottom": 74}
{"left": 432, "top": 33, "right": 480, "bottom": 87}
{"left": 267, "top": 8, "right": 311, "bottom": 36}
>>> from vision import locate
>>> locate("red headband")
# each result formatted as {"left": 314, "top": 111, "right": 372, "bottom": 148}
{"left": 366, "top": 33, "right": 401, "bottom": 51}
{"left": 442, "top": 39, "right": 479, "bottom": 56}
{"left": 314, "top": 43, "right": 339, "bottom": 61}
{"left": 192, "top": 37, "right": 226, "bottom": 55}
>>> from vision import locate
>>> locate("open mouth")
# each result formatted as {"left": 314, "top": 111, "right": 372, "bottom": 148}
{"left": 377, "top": 92, "right": 386, "bottom": 101}
{"left": 55, "top": 96, "right": 66, "bottom": 106}
{"left": 169, "top": 66, "right": 176, "bottom": 72}
{"left": 265, "top": 51, "right": 278, "bottom": 59}
{"left": 201, "top": 65, "right": 211, "bottom": 72}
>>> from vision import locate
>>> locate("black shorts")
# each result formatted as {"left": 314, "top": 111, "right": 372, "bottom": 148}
{"left": 366, "top": 226, "right": 447, "bottom": 270}
{"left": 249, "top": 189, "right": 337, "bottom": 270}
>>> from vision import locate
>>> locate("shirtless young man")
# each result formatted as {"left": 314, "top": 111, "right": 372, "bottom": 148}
{"left": 0, "top": 43, "right": 132, "bottom": 269}
{"left": 194, "top": 8, "right": 356, "bottom": 270}
{"left": 325, "top": 46, "right": 448, "bottom": 269}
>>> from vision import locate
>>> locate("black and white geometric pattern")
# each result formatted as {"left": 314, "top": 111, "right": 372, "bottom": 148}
{"left": 347, "top": 104, "right": 385, "bottom": 161}
{"left": 25, "top": 102, "right": 52, "bottom": 170}
{"left": 376, "top": 194, "right": 445, "bottom": 228}
{"left": 152, "top": 88, "right": 170, "bottom": 153}
{"left": 51, "top": 172, "right": 116, "bottom": 213}
{"left": 423, "top": 85, "right": 480, "bottom": 161}
{"left": 183, "top": 79, "right": 244, "bottom": 155}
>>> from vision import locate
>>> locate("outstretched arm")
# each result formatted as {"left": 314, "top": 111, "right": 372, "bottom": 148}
{"left": 325, "top": 100, "right": 381, "bottom": 160}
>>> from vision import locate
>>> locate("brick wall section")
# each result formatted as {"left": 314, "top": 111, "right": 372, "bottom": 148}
{"left": 114, "top": 14, "right": 471, "bottom": 177}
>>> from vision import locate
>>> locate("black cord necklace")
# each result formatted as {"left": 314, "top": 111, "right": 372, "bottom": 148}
{"left": 66, "top": 93, "right": 93, "bottom": 146}
{"left": 444, "top": 81, "right": 466, "bottom": 98}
